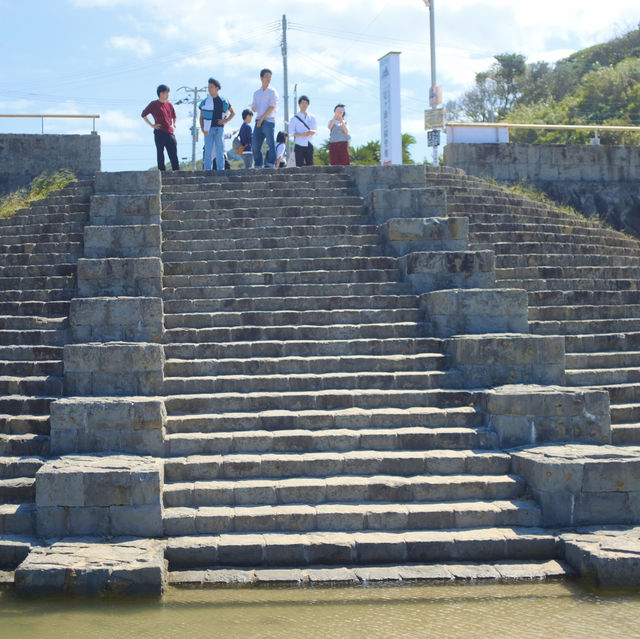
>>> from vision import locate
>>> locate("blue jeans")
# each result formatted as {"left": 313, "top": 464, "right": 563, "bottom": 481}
{"left": 252, "top": 120, "right": 275, "bottom": 167}
{"left": 203, "top": 126, "right": 224, "bottom": 171}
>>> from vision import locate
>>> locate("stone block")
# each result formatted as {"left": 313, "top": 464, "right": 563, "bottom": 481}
{"left": 89, "top": 193, "right": 161, "bottom": 225}
{"left": 366, "top": 188, "right": 446, "bottom": 224}
{"left": 15, "top": 539, "right": 167, "bottom": 596}
{"left": 445, "top": 334, "right": 565, "bottom": 388}
{"left": 421, "top": 288, "right": 528, "bottom": 337}
{"left": 94, "top": 170, "right": 161, "bottom": 195}
{"left": 84, "top": 224, "right": 162, "bottom": 258}
{"left": 398, "top": 251, "right": 495, "bottom": 294}
{"left": 479, "top": 385, "right": 611, "bottom": 447}
{"left": 381, "top": 216, "right": 468, "bottom": 256}
{"left": 35, "top": 455, "right": 163, "bottom": 537}
{"left": 77, "top": 258, "right": 162, "bottom": 297}
{"left": 512, "top": 444, "right": 640, "bottom": 526}
{"left": 347, "top": 165, "right": 426, "bottom": 196}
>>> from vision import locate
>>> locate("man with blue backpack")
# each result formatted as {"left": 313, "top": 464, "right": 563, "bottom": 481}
{"left": 199, "top": 77, "right": 235, "bottom": 171}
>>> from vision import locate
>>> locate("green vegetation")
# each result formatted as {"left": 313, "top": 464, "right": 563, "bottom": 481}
{"left": 315, "top": 133, "right": 417, "bottom": 166}
{"left": 447, "top": 25, "right": 640, "bottom": 144}
{"left": 0, "top": 169, "right": 76, "bottom": 219}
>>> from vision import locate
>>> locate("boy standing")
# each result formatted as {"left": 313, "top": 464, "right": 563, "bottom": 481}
{"left": 141, "top": 84, "right": 179, "bottom": 171}
{"left": 289, "top": 95, "right": 317, "bottom": 166}
{"left": 199, "top": 78, "right": 235, "bottom": 171}
{"left": 251, "top": 69, "right": 278, "bottom": 168}
{"left": 239, "top": 109, "right": 254, "bottom": 169}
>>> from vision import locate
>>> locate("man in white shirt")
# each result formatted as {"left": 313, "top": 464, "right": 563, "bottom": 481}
{"left": 288, "top": 95, "right": 317, "bottom": 167}
{"left": 251, "top": 68, "right": 278, "bottom": 168}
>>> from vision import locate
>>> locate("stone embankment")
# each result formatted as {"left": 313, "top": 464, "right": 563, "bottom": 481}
{"left": 1, "top": 164, "right": 640, "bottom": 594}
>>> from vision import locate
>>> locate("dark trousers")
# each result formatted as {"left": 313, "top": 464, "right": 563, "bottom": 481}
{"left": 294, "top": 143, "right": 314, "bottom": 167}
{"left": 154, "top": 129, "right": 180, "bottom": 171}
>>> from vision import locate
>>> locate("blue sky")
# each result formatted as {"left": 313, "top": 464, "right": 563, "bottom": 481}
{"left": 0, "top": 0, "right": 638, "bottom": 171}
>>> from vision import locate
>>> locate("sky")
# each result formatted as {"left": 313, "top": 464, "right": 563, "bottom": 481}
{"left": 0, "top": 0, "right": 638, "bottom": 171}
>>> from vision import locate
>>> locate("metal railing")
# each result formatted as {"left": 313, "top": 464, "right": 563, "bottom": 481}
{"left": 446, "top": 121, "right": 640, "bottom": 143}
{"left": 0, "top": 114, "right": 100, "bottom": 134}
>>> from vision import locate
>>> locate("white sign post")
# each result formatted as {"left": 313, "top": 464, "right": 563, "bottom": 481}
{"left": 379, "top": 52, "right": 402, "bottom": 165}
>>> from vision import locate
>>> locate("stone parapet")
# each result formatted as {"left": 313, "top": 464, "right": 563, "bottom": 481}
{"left": 346, "top": 165, "right": 426, "bottom": 197}
{"left": 69, "top": 296, "right": 163, "bottom": 343}
{"left": 444, "top": 334, "right": 565, "bottom": 387}
{"left": 478, "top": 385, "right": 611, "bottom": 448}
{"left": 380, "top": 217, "right": 468, "bottom": 257}
{"left": 50, "top": 397, "right": 166, "bottom": 456}
{"left": 398, "top": 251, "right": 495, "bottom": 294}
{"left": 35, "top": 454, "right": 164, "bottom": 537}
{"left": 366, "top": 188, "right": 446, "bottom": 224}
{"left": 512, "top": 444, "right": 640, "bottom": 527}
{"left": 64, "top": 342, "right": 165, "bottom": 396}
{"left": 94, "top": 170, "right": 161, "bottom": 195}
{"left": 420, "top": 288, "right": 528, "bottom": 337}
{"left": 77, "top": 257, "right": 163, "bottom": 297}
{"left": 83, "top": 224, "right": 162, "bottom": 258}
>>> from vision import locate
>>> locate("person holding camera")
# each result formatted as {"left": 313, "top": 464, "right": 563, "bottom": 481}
{"left": 289, "top": 95, "right": 317, "bottom": 166}
{"left": 328, "top": 104, "right": 350, "bottom": 166}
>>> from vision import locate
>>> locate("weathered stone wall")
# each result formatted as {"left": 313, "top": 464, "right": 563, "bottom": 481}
{"left": 443, "top": 143, "right": 640, "bottom": 237}
{"left": 0, "top": 133, "right": 101, "bottom": 195}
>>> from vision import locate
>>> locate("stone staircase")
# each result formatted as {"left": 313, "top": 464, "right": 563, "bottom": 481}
{"left": 159, "top": 169, "right": 554, "bottom": 573}
{"left": 0, "top": 181, "right": 92, "bottom": 548}
{"left": 424, "top": 167, "right": 640, "bottom": 445}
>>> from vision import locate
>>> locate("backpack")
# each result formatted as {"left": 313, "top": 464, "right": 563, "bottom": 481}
{"left": 232, "top": 134, "right": 244, "bottom": 154}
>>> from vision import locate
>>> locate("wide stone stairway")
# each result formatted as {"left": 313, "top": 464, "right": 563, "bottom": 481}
{"left": 2, "top": 164, "right": 640, "bottom": 593}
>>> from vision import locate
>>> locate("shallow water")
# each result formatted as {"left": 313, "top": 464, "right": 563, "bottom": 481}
{"left": 1, "top": 580, "right": 640, "bottom": 639}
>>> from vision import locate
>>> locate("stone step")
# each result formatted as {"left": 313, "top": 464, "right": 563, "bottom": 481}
{"left": 163, "top": 450, "right": 510, "bottom": 483}
{"left": 164, "top": 308, "right": 422, "bottom": 329}
{"left": 0, "top": 301, "right": 70, "bottom": 317}
{"left": 0, "top": 505, "right": 36, "bottom": 536}
{"left": 471, "top": 220, "right": 632, "bottom": 240}
{"left": 163, "top": 337, "right": 443, "bottom": 360}
{"left": 163, "top": 196, "right": 364, "bottom": 210}
{"left": 162, "top": 180, "right": 355, "bottom": 194}
{"left": 0, "top": 477, "right": 35, "bottom": 503}
{"left": 163, "top": 389, "right": 477, "bottom": 416}
{"left": 497, "top": 265, "right": 640, "bottom": 281}
{"left": 610, "top": 402, "right": 640, "bottom": 424}
{"left": 163, "top": 322, "right": 428, "bottom": 344}
{"left": 0, "top": 329, "right": 69, "bottom": 347}
{"left": 0, "top": 252, "right": 81, "bottom": 267}
{"left": 496, "top": 253, "right": 640, "bottom": 269}
{"left": 163, "top": 281, "right": 412, "bottom": 302}
{"left": 0, "top": 376, "right": 63, "bottom": 396}
{"left": 0, "top": 221, "right": 85, "bottom": 240}
{"left": 598, "top": 383, "right": 640, "bottom": 404}
{"left": 489, "top": 241, "right": 640, "bottom": 257}
{"left": 530, "top": 318, "right": 640, "bottom": 336}
{"left": 0, "top": 263, "right": 76, "bottom": 278}
{"left": 0, "top": 434, "right": 49, "bottom": 457}
{"left": 163, "top": 498, "right": 540, "bottom": 536}
{"left": 164, "top": 352, "right": 447, "bottom": 377}
{"left": 165, "top": 425, "right": 490, "bottom": 456}
{"left": 0, "top": 241, "right": 83, "bottom": 255}
{"left": 497, "top": 278, "right": 638, "bottom": 292}
{"left": 164, "top": 526, "right": 557, "bottom": 569}
{"left": 0, "top": 395, "right": 56, "bottom": 416}
{"left": 163, "top": 294, "right": 418, "bottom": 314}
{"left": 0, "top": 414, "right": 49, "bottom": 436}
{"left": 162, "top": 268, "right": 402, "bottom": 289}
{"left": 565, "top": 367, "right": 640, "bottom": 386}
{"left": 0, "top": 275, "right": 76, "bottom": 291}
{"left": 162, "top": 211, "right": 369, "bottom": 229}
{"left": 162, "top": 244, "right": 385, "bottom": 264}
{"left": 0, "top": 232, "right": 84, "bottom": 246}
{"left": 163, "top": 256, "right": 397, "bottom": 277}
{"left": 529, "top": 305, "right": 640, "bottom": 321}
{"left": 0, "top": 210, "right": 88, "bottom": 230}
{"left": 0, "top": 288, "right": 75, "bottom": 303}
{"left": 566, "top": 351, "right": 640, "bottom": 369}
{"left": 0, "top": 345, "right": 63, "bottom": 361}
{"left": 0, "top": 359, "right": 63, "bottom": 376}
{"left": 0, "top": 315, "right": 68, "bottom": 330}
{"left": 565, "top": 332, "right": 640, "bottom": 353}
{"left": 162, "top": 370, "right": 462, "bottom": 395}
{"left": 611, "top": 423, "right": 640, "bottom": 445}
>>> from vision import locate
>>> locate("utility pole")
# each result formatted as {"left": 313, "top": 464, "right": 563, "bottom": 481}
{"left": 293, "top": 83, "right": 298, "bottom": 121}
{"left": 422, "top": 0, "right": 440, "bottom": 166}
{"left": 177, "top": 86, "right": 206, "bottom": 170}
{"left": 281, "top": 15, "right": 290, "bottom": 133}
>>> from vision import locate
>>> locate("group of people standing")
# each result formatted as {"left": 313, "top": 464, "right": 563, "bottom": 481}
{"left": 141, "top": 69, "right": 352, "bottom": 172}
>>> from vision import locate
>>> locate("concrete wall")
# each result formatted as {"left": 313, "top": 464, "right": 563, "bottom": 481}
{"left": 443, "top": 143, "right": 640, "bottom": 237}
{"left": 0, "top": 133, "right": 101, "bottom": 195}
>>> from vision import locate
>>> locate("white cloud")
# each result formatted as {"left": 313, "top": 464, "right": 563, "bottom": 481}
{"left": 108, "top": 35, "right": 153, "bottom": 57}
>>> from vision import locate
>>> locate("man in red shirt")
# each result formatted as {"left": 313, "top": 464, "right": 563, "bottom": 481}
{"left": 141, "top": 84, "right": 180, "bottom": 171}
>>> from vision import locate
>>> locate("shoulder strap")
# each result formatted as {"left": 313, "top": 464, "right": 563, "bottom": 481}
{"left": 295, "top": 114, "right": 310, "bottom": 130}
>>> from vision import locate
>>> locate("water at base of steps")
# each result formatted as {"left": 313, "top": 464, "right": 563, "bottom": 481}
{"left": 2, "top": 580, "right": 640, "bottom": 639}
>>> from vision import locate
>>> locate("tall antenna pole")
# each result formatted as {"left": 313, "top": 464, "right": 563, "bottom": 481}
{"left": 178, "top": 86, "right": 206, "bottom": 170}
{"left": 281, "top": 14, "right": 290, "bottom": 133}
